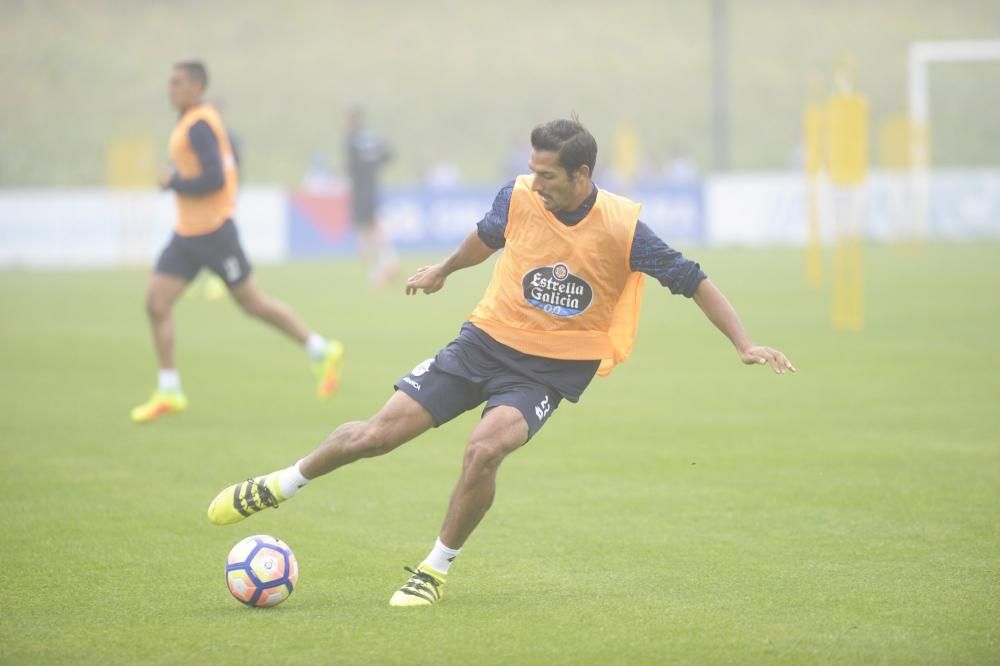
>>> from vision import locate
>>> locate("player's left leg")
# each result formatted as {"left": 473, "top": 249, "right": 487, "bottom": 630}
{"left": 229, "top": 275, "right": 311, "bottom": 344}
{"left": 390, "top": 405, "right": 529, "bottom": 607}
{"left": 229, "top": 276, "right": 345, "bottom": 398}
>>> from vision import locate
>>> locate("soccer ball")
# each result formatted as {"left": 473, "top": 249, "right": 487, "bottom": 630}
{"left": 225, "top": 535, "right": 298, "bottom": 608}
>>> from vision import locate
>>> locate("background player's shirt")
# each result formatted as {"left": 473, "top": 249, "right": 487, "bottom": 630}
{"left": 167, "top": 104, "right": 238, "bottom": 236}
{"left": 346, "top": 128, "right": 392, "bottom": 222}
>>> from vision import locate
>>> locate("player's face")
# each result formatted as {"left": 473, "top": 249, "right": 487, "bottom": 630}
{"left": 529, "top": 150, "right": 586, "bottom": 212}
{"left": 168, "top": 68, "right": 201, "bottom": 111}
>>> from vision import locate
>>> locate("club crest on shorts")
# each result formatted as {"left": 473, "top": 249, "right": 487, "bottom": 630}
{"left": 522, "top": 263, "right": 594, "bottom": 317}
{"left": 410, "top": 358, "right": 434, "bottom": 377}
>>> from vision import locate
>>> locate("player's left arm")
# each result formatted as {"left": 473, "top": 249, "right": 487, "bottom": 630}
{"left": 629, "top": 221, "right": 794, "bottom": 374}
{"left": 692, "top": 279, "right": 796, "bottom": 374}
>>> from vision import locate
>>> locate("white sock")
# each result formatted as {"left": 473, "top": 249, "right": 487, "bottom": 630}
{"left": 306, "top": 333, "right": 328, "bottom": 362}
{"left": 423, "top": 537, "right": 460, "bottom": 575}
{"left": 158, "top": 369, "right": 181, "bottom": 392}
{"left": 276, "top": 459, "right": 310, "bottom": 498}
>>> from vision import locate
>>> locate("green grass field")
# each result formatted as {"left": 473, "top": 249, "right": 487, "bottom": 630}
{"left": 1, "top": 244, "right": 998, "bottom": 664}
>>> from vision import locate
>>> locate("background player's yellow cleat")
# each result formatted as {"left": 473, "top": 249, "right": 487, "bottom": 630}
{"left": 130, "top": 390, "right": 188, "bottom": 423}
{"left": 207, "top": 473, "right": 285, "bottom": 525}
{"left": 389, "top": 565, "right": 446, "bottom": 607}
{"left": 201, "top": 274, "right": 227, "bottom": 301}
{"left": 315, "top": 340, "right": 344, "bottom": 399}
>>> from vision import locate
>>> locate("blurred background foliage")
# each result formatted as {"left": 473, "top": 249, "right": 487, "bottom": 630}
{"left": 0, "top": 0, "right": 997, "bottom": 186}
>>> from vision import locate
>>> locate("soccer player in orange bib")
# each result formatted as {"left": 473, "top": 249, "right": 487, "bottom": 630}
{"left": 207, "top": 118, "right": 795, "bottom": 606}
{"left": 131, "top": 62, "right": 344, "bottom": 423}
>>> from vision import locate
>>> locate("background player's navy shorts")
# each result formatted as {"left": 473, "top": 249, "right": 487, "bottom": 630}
{"left": 351, "top": 206, "right": 377, "bottom": 228}
{"left": 154, "top": 219, "right": 252, "bottom": 286}
{"left": 395, "top": 338, "right": 563, "bottom": 442}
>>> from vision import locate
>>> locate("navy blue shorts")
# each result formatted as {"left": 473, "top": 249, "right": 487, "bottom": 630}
{"left": 154, "top": 219, "right": 252, "bottom": 286}
{"left": 395, "top": 339, "right": 563, "bottom": 442}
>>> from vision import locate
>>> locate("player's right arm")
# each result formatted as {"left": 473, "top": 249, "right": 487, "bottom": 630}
{"left": 405, "top": 181, "right": 513, "bottom": 296}
{"left": 405, "top": 231, "right": 496, "bottom": 295}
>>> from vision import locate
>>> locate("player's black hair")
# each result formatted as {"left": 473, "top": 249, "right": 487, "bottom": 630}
{"left": 530, "top": 116, "right": 597, "bottom": 176}
{"left": 174, "top": 61, "right": 208, "bottom": 89}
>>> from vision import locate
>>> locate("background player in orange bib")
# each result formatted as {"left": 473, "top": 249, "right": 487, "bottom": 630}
{"left": 131, "top": 62, "right": 344, "bottom": 423}
{"left": 206, "top": 118, "right": 795, "bottom": 606}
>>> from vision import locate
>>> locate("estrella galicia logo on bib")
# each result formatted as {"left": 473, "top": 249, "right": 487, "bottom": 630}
{"left": 522, "top": 263, "right": 594, "bottom": 317}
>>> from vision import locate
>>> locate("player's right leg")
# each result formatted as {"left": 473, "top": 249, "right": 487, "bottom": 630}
{"left": 356, "top": 222, "right": 376, "bottom": 265}
{"left": 207, "top": 390, "right": 434, "bottom": 525}
{"left": 131, "top": 265, "right": 193, "bottom": 423}
{"left": 390, "top": 371, "right": 560, "bottom": 607}
{"left": 389, "top": 404, "right": 529, "bottom": 607}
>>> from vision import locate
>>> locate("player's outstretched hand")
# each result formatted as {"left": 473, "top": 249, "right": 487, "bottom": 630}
{"left": 739, "top": 345, "right": 796, "bottom": 374}
{"left": 406, "top": 264, "right": 447, "bottom": 295}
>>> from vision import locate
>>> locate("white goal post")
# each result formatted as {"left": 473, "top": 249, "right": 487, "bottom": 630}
{"left": 907, "top": 40, "right": 1000, "bottom": 238}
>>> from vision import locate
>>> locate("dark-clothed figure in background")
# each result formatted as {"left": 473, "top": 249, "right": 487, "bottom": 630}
{"left": 346, "top": 104, "right": 399, "bottom": 288}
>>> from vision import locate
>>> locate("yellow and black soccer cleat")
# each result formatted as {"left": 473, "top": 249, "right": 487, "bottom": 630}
{"left": 389, "top": 565, "right": 447, "bottom": 607}
{"left": 207, "top": 474, "right": 285, "bottom": 526}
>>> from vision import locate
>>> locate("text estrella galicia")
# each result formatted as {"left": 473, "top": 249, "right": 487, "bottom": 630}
{"left": 521, "top": 263, "right": 594, "bottom": 317}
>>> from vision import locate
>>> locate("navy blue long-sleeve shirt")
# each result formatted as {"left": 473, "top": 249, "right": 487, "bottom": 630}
{"left": 476, "top": 180, "right": 706, "bottom": 296}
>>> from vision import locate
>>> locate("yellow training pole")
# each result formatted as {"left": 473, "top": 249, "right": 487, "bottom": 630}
{"left": 826, "top": 61, "right": 868, "bottom": 332}
{"left": 804, "top": 101, "right": 824, "bottom": 288}
{"left": 612, "top": 121, "right": 640, "bottom": 191}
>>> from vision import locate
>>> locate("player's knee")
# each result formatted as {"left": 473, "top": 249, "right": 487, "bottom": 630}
{"left": 463, "top": 436, "right": 514, "bottom": 474}
{"left": 236, "top": 294, "right": 265, "bottom": 318}
{"left": 145, "top": 293, "right": 171, "bottom": 321}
